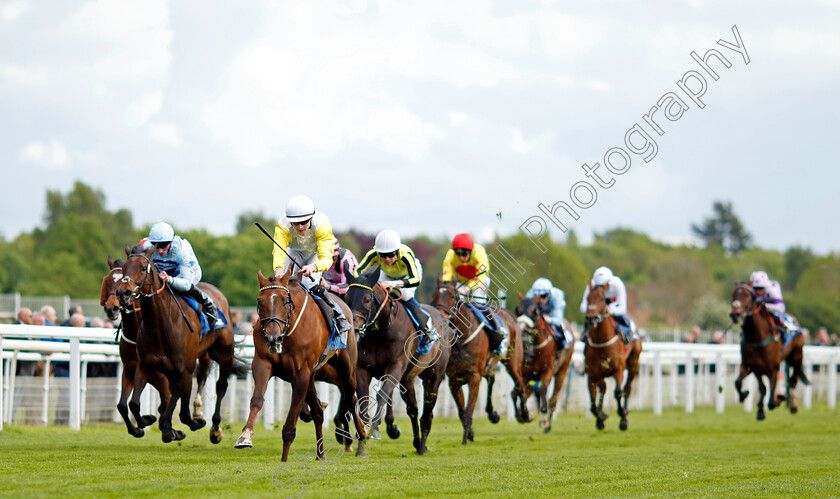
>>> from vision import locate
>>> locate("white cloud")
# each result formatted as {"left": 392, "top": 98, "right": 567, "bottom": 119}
{"left": 508, "top": 128, "right": 531, "bottom": 154}
{"left": 126, "top": 91, "right": 163, "bottom": 126}
{"left": 536, "top": 12, "right": 606, "bottom": 60}
{"left": 148, "top": 122, "right": 181, "bottom": 146}
{"left": 19, "top": 140, "right": 71, "bottom": 168}
{"left": 1, "top": 0, "right": 27, "bottom": 21}
{"left": 772, "top": 29, "right": 840, "bottom": 61}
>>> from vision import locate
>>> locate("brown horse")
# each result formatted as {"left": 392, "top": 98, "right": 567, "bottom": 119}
{"left": 583, "top": 285, "right": 642, "bottom": 431}
{"left": 730, "top": 283, "right": 809, "bottom": 419}
{"left": 345, "top": 268, "right": 452, "bottom": 456}
{"left": 116, "top": 246, "right": 237, "bottom": 444}
{"left": 432, "top": 278, "right": 498, "bottom": 444}
{"left": 514, "top": 295, "right": 575, "bottom": 433}
{"left": 235, "top": 270, "right": 366, "bottom": 461}
{"left": 101, "top": 256, "right": 215, "bottom": 438}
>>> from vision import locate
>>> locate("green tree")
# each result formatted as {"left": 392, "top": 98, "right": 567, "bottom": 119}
{"left": 784, "top": 246, "right": 813, "bottom": 291}
{"left": 235, "top": 210, "right": 275, "bottom": 235}
{"left": 691, "top": 201, "right": 752, "bottom": 256}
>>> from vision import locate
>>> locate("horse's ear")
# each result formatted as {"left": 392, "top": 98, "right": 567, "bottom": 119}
{"left": 257, "top": 270, "right": 268, "bottom": 286}
{"left": 281, "top": 264, "right": 294, "bottom": 283}
{"left": 344, "top": 264, "right": 356, "bottom": 283}
{"left": 436, "top": 275, "right": 442, "bottom": 285}
{"left": 517, "top": 291, "right": 524, "bottom": 300}
{"left": 107, "top": 255, "right": 115, "bottom": 269}
{"left": 124, "top": 245, "right": 131, "bottom": 256}
{"left": 99, "top": 275, "right": 110, "bottom": 306}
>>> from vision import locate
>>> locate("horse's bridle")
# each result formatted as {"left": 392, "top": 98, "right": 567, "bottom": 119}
{"left": 730, "top": 283, "right": 757, "bottom": 321}
{"left": 257, "top": 283, "right": 304, "bottom": 340}
{"left": 584, "top": 286, "right": 621, "bottom": 348}
{"left": 119, "top": 254, "right": 166, "bottom": 300}
{"left": 348, "top": 282, "right": 392, "bottom": 335}
{"left": 433, "top": 282, "right": 459, "bottom": 319}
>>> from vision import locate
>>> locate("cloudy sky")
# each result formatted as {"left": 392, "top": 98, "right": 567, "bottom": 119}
{"left": 1, "top": 0, "right": 838, "bottom": 253}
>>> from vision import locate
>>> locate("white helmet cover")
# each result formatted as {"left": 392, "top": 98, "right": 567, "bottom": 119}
{"left": 750, "top": 271, "right": 770, "bottom": 288}
{"left": 286, "top": 195, "right": 316, "bottom": 223}
{"left": 532, "top": 278, "right": 553, "bottom": 295}
{"left": 592, "top": 266, "right": 614, "bottom": 286}
{"left": 148, "top": 222, "right": 175, "bottom": 243}
{"left": 374, "top": 230, "right": 401, "bottom": 253}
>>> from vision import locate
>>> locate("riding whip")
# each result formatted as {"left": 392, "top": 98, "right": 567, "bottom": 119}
{"left": 255, "top": 222, "right": 303, "bottom": 271}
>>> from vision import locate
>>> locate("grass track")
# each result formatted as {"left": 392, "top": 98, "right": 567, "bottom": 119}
{"left": 1, "top": 406, "right": 838, "bottom": 498}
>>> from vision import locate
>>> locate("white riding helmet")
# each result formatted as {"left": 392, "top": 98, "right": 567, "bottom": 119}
{"left": 532, "top": 278, "right": 553, "bottom": 296}
{"left": 148, "top": 222, "right": 175, "bottom": 243}
{"left": 286, "top": 195, "right": 316, "bottom": 223}
{"left": 374, "top": 230, "right": 401, "bottom": 254}
{"left": 592, "top": 266, "right": 614, "bottom": 286}
{"left": 750, "top": 271, "right": 770, "bottom": 288}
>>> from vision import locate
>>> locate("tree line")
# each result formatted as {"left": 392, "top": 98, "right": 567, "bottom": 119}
{"left": 0, "top": 182, "right": 837, "bottom": 335}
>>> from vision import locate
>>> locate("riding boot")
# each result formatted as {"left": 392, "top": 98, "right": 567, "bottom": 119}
{"left": 405, "top": 298, "right": 440, "bottom": 346}
{"left": 311, "top": 285, "right": 351, "bottom": 343}
{"left": 187, "top": 284, "right": 220, "bottom": 330}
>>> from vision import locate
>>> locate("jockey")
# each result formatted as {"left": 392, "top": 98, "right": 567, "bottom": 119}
{"left": 273, "top": 195, "right": 352, "bottom": 340}
{"left": 525, "top": 277, "right": 569, "bottom": 350}
{"left": 320, "top": 240, "right": 359, "bottom": 298}
{"left": 356, "top": 229, "right": 440, "bottom": 346}
{"left": 142, "top": 222, "right": 220, "bottom": 329}
{"left": 579, "top": 266, "right": 638, "bottom": 343}
{"left": 750, "top": 271, "right": 801, "bottom": 339}
{"left": 442, "top": 233, "right": 507, "bottom": 357}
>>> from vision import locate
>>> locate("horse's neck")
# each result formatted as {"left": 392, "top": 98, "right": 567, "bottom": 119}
{"left": 743, "top": 310, "right": 772, "bottom": 340}
{"left": 589, "top": 317, "right": 617, "bottom": 342}
{"left": 139, "top": 292, "right": 183, "bottom": 342}
{"left": 119, "top": 309, "right": 141, "bottom": 341}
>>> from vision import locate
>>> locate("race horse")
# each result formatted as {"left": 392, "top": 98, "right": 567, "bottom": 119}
{"left": 730, "top": 283, "right": 809, "bottom": 420}
{"left": 345, "top": 268, "right": 451, "bottom": 456}
{"left": 235, "top": 269, "right": 366, "bottom": 461}
{"left": 583, "top": 284, "right": 642, "bottom": 431}
{"left": 101, "top": 256, "right": 216, "bottom": 438}
{"left": 431, "top": 278, "right": 498, "bottom": 444}
{"left": 116, "top": 246, "right": 237, "bottom": 444}
{"left": 514, "top": 295, "right": 575, "bottom": 433}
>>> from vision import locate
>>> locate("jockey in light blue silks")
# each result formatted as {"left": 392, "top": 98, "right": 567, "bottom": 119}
{"left": 141, "top": 222, "right": 220, "bottom": 328}
{"left": 579, "top": 266, "right": 639, "bottom": 344}
{"left": 525, "top": 278, "right": 572, "bottom": 350}
{"left": 750, "top": 270, "right": 801, "bottom": 344}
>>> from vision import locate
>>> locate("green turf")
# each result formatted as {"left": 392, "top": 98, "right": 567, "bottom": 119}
{"left": 1, "top": 406, "right": 838, "bottom": 498}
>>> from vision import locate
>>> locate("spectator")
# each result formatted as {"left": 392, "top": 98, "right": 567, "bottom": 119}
{"left": 90, "top": 317, "right": 105, "bottom": 328}
{"left": 230, "top": 310, "right": 243, "bottom": 330}
{"left": 69, "top": 313, "right": 86, "bottom": 327}
{"left": 683, "top": 326, "right": 700, "bottom": 343}
{"left": 709, "top": 330, "right": 725, "bottom": 344}
{"left": 249, "top": 312, "right": 259, "bottom": 328}
{"left": 235, "top": 321, "right": 254, "bottom": 337}
{"left": 103, "top": 320, "right": 114, "bottom": 329}
{"left": 60, "top": 306, "right": 83, "bottom": 326}
{"left": 15, "top": 307, "right": 32, "bottom": 325}
{"left": 41, "top": 306, "right": 58, "bottom": 326}
{"left": 830, "top": 333, "right": 840, "bottom": 346}
{"left": 812, "top": 327, "right": 831, "bottom": 346}
{"left": 30, "top": 312, "right": 46, "bottom": 325}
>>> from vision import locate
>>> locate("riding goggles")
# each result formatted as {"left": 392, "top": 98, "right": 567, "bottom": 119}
{"left": 454, "top": 249, "right": 471, "bottom": 257}
{"left": 378, "top": 250, "right": 399, "bottom": 259}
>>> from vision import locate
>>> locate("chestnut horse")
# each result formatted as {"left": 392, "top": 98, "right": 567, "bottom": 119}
{"left": 345, "top": 268, "right": 452, "bottom": 456}
{"left": 583, "top": 285, "right": 642, "bottom": 431}
{"left": 432, "top": 278, "right": 499, "bottom": 444}
{"left": 730, "top": 283, "right": 809, "bottom": 420}
{"left": 116, "top": 246, "right": 237, "bottom": 444}
{"left": 235, "top": 270, "right": 366, "bottom": 461}
{"left": 514, "top": 296, "right": 575, "bottom": 433}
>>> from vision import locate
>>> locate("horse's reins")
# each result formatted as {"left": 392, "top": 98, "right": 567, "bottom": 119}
{"left": 258, "top": 283, "right": 309, "bottom": 339}
{"left": 121, "top": 254, "right": 193, "bottom": 333}
{"left": 732, "top": 284, "right": 782, "bottom": 347}
{"left": 348, "top": 282, "right": 391, "bottom": 334}
{"left": 585, "top": 287, "right": 621, "bottom": 349}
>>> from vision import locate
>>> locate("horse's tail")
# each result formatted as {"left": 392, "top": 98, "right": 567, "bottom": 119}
{"left": 232, "top": 354, "right": 251, "bottom": 378}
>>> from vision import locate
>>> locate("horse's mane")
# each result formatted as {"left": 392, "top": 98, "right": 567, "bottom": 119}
{"left": 129, "top": 244, "right": 148, "bottom": 256}
{"left": 113, "top": 259, "right": 125, "bottom": 267}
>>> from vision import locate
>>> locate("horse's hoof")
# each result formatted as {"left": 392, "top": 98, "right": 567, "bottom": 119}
{"left": 543, "top": 425, "right": 551, "bottom": 434}
{"left": 234, "top": 436, "right": 253, "bottom": 449}
{"left": 596, "top": 420, "right": 605, "bottom": 430}
{"left": 467, "top": 429, "right": 474, "bottom": 441}
{"left": 790, "top": 406, "right": 799, "bottom": 415}
{"left": 334, "top": 428, "right": 347, "bottom": 445}
{"left": 757, "top": 411, "right": 766, "bottom": 421}
{"left": 162, "top": 430, "right": 175, "bottom": 443}
{"left": 369, "top": 428, "right": 381, "bottom": 440}
{"left": 300, "top": 412, "right": 312, "bottom": 423}
{"left": 189, "top": 418, "right": 206, "bottom": 431}
{"left": 139, "top": 415, "right": 156, "bottom": 428}
{"left": 174, "top": 430, "right": 186, "bottom": 441}
{"left": 210, "top": 428, "right": 223, "bottom": 444}
{"left": 386, "top": 425, "right": 401, "bottom": 440}
{"left": 619, "top": 419, "right": 628, "bottom": 431}
{"left": 130, "top": 428, "right": 145, "bottom": 438}
{"left": 739, "top": 391, "right": 749, "bottom": 403}
{"left": 488, "top": 411, "right": 500, "bottom": 424}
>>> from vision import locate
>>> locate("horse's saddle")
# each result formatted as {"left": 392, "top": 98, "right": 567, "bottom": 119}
{"left": 181, "top": 295, "right": 226, "bottom": 336}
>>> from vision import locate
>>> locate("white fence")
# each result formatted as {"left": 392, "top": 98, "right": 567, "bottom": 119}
{"left": 2, "top": 323, "right": 838, "bottom": 432}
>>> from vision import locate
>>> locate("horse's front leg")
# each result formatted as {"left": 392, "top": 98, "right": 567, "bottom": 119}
{"left": 735, "top": 364, "right": 751, "bottom": 403}
{"left": 304, "top": 379, "right": 326, "bottom": 461}
{"left": 614, "top": 369, "right": 629, "bottom": 431}
{"left": 484, "top": 373, "right": 500, "bottom": 424}
{"left": 176, "top": 370, "right": 205, "bottom": 431}
{"left": 235, "top": 358, "right": 272, "bottom": 449}
{"left": 117, "top": 361, "right": 143, "bottom": 438}
{"left": 756, "top": 374, "right": 767, "bottom": 421}
{"left": 448, "top": 377, "right": 468, "bottom": 444}
{"left": 354, "top": 368, "right": 372, "bottom": 457}
{"left": 462, "top": 371, "right": 482, "bottom": 443}
{"left": 193, "top": 354, "right": 211, "bottom": 419}
{"left": 538, "top": 372, "right": 553, "bottom": 432}
{"left": 587, "top": 375, "right": 604, "bottom": 430}
{"left": 281, "top": 371, "right": 313, "bottom": 462}
{"left": 399, "top": 378, "right": 423, "bottom": 454}
{"left": 767, "top": 367, "right": 781, "bottom": 411}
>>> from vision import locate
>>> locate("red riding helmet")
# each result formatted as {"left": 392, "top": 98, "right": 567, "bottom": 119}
{"left": 452, "top": 233, "right": 474, "bottom": 250}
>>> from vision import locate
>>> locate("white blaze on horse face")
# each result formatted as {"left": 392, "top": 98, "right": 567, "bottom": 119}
{"left": 588, "top": 304, "right": 598, "bottom": 312}
{"left": 112, "top": 273, "right": 123, "bottom": 281}
{"left": 732, "top": 300, "right": 742, "bottom": 309}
